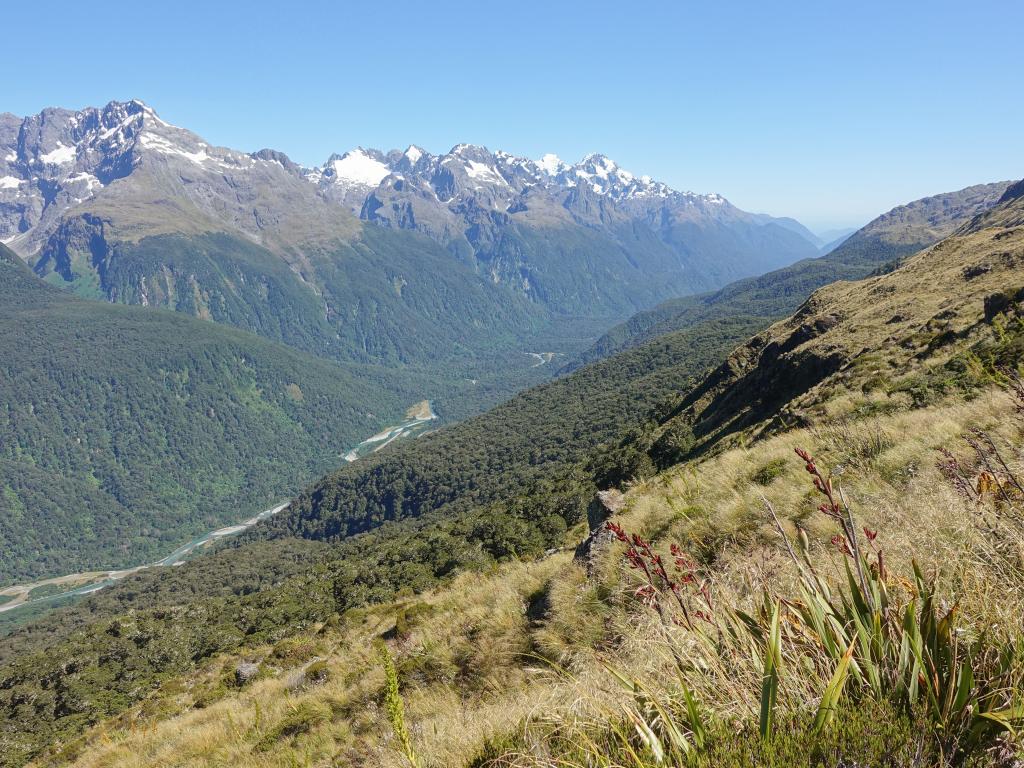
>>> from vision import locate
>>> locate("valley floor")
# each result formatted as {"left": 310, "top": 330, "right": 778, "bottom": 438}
{"left": 1, "top": 401, "right": 435, "bottom": 627}
{"left": 0, "top": 501, "right": 289, "bottom": 619}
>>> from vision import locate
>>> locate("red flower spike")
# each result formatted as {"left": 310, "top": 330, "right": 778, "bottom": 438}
{"left": 830, "top": 534, "right": 852, "bottom": 556}
{"left": 606, "top": 522, "right": 629, "bottom": 542}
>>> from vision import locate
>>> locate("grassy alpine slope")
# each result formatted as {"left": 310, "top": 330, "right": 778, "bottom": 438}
{"left": 38, "top": 392, "right": 1024, "bottom": 768}
{"left": 0, "top": 303, "right": 769, "bottom": 766}
{"left": 3, "top": 180, "right": 1024, "bottom": 767}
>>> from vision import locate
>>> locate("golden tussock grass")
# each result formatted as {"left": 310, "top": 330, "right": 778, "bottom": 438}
{"left": 42, "top": 388, "right": 1024, "bottom": 768}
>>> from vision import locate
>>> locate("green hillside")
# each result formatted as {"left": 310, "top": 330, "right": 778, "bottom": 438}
{"left": 0, "top": 309, "right": 769, "bottom": 765}
{"left": 259, "top": 315, "right": 767, "bottom": 546}
{"left": 35, "top": 221, "right": 548, "bottom": 367}
{"left": 0, "top": 243, "right": 450, "bottom": 584}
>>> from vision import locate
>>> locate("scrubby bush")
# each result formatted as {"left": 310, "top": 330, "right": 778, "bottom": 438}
{"left": 750, "top": 458, "right": 788, "bottom": 486}
{"left": 271, "top": 637, "right": 321, "bottom": 666}
{"left": 303, "top": 661, "right": 329, "bottom": 686}
{"left": 256, "top": 700, "right": 331, "bottom": 750}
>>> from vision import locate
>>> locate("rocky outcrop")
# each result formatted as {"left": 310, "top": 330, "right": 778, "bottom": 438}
{"left": 234, "top": 662, "right": 259, "bottom": 686}
{"left": 575, "top": 489, "right": 627, "bottom": 573}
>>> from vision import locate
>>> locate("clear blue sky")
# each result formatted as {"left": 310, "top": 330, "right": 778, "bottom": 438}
{"left": 6, "top": 0, "right": 1022, "bottom": 231}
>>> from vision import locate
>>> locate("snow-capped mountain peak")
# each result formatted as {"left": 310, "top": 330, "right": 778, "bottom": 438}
{"left": 324, "top": 149, "right": 391, "bottom": 188}
{"left": 404, "top": 145, "right": 424, "bottom": 164}
{"left": 0, "top": 100, "right": 265, "bottom": 250}
{"left": 304, "top": 143, "right": 716, "bottom": 213}
{"left": 536, "top": 153, "right": 566, "bottom": 176}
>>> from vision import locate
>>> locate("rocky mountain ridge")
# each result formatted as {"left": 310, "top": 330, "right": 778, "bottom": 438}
{"left": 0, "top": 100, "right": 818, "bottom": 369}
{"left": 2, "top": 100, "right": 819, "bottom": 289}
{"left": 643, "top": 177, "right": 1024, "bottom": 462}
{"left": 302, "top": 141, "right": 821, "bottom": 286}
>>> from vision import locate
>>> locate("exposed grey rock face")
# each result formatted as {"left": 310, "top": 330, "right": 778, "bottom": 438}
{"left": 235, "top": 662, "right": 259, "bottom": 686}
{"left": 1, "top": 101, "right": 164, "bottom": 249}
{"left": 573, "top": 489, "right": 628, "bottom": 574}
{"left": 596, "top": 489, "right": 626, "bottom": 515}
{"left": 1, "top": 100, "right": 353, "bottom": 257}
{"left": 574, "top": 520, "right": 618, "bottom": 576}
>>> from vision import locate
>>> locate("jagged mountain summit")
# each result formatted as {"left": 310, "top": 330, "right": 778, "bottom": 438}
{"left": 306, "top": 143, "right": 715, "bottom": 213}
{"left": 0, "top": 100, "right": 819, "bottom": 367}
{"left": 303, "top": 142, "right": 817, "bottom": 285}
{"left": 0, "top": 100, "right": 322, "bottom": 255}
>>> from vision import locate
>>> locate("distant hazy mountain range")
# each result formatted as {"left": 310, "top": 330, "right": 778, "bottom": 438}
{"left": 1, "top": 100, "right": 820, "bottom": 367}
{"left": 568, "top": 180, "right": 1012, "bottom": 367}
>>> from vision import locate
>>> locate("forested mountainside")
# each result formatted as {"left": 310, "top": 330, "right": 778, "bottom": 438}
{"left": 258, "top": 314, "right": 767, "bottom": 545}
{"left": 0, "top": 241, "right": 466, "bottom": 585}
{"left": 1, "top": 178, "right": 1022, "bottom": 767}
{"left": 2, "top": 101, "right": 818, "bottom": 371}
{"left": 572, "top": 181, "right": 1012, "bottom": 367}
{"left": 34, "top": 222, "right": 547, "bottom": 368}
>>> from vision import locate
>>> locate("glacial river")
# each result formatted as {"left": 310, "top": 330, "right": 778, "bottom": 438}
{"left": 0, "top": 403, "right": 438, "bottom": 617}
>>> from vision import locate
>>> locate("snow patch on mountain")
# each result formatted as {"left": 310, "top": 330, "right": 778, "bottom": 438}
{"left": 0, "top": 176, "right": 22, "bottom": 189}
{"left": 139, "top": 133, "right": 212, "bottom": 167}
{"left": 577, "top": 154, "right": 618, "bottom": 179}
{"left": 464, "top": 160, "right": 507, "bottom": 186}
{"left": 328, "top": 150, "right": 391, "bottom": 187}
{"left": 304, "top": 141, "right": 715, "bottom": 213}
{"left": 39, "top": 143, "right": 76, "bottom": 165}
{"left": 137, "top": 130, "right": 253, "bottom": 172}
{"left": 64, "top": 172, "right": 103, "bottom": 193}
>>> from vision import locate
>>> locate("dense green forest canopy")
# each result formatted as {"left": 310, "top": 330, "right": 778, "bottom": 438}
{"left": 0, "top": 243, "right": 544, "bottom": 585}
